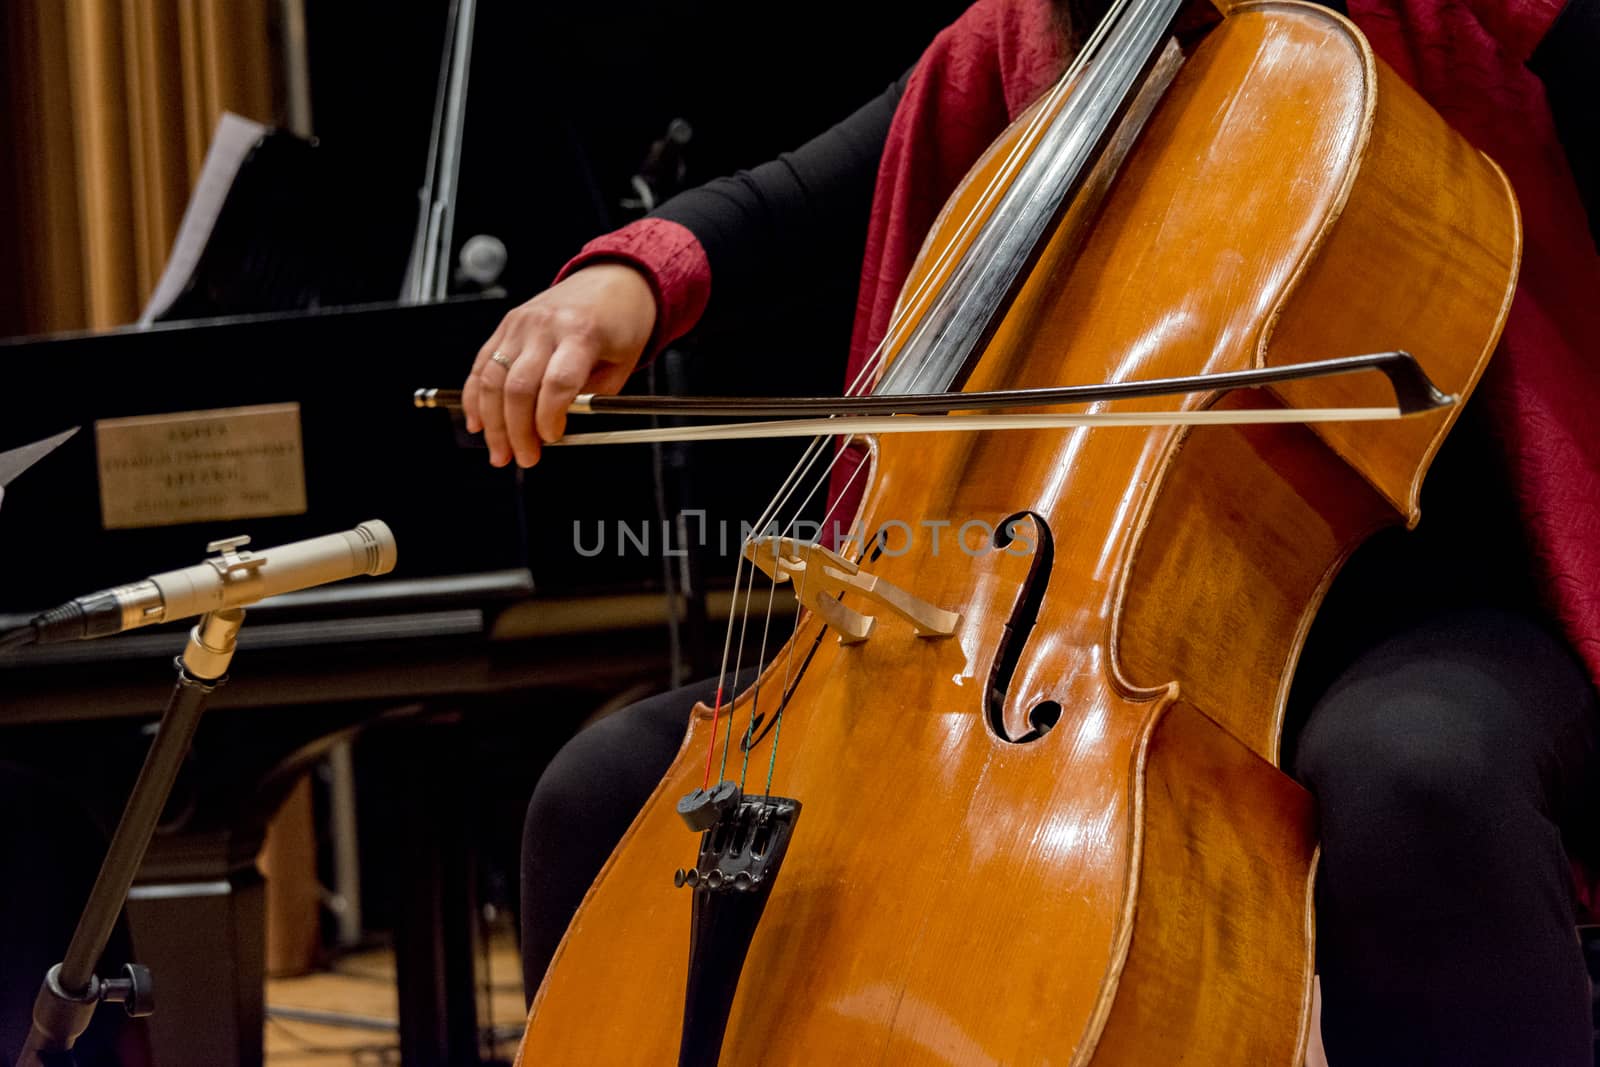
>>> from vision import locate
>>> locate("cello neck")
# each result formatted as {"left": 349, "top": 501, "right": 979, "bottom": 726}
{"left": 874, "top": 0, "right": 1190, "bottom": 398}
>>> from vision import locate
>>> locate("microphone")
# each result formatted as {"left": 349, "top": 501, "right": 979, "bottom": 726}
{"left": 25, "top": 520, "right": 397, "bottom": 645}
{"left": 624, "top": 118, "right": 693, "bottom": 214}
{"left": 455, "top": 234, "right": 507, "bottom": 290}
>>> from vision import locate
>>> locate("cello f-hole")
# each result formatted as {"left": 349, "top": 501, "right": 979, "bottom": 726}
{"left": 987, "top": 511, "right": 1061, "bottom": 744}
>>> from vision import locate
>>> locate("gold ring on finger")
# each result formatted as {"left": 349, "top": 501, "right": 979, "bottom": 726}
{"left": 490, "top": 350, "right": 514, "bottom": 370}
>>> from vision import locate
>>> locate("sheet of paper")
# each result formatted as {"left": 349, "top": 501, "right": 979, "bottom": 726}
{"left": 0, "top": 427, "right": 80, "bottom": 489}
{"left": 138, "top": 113, "right": 268, "bottom": 325}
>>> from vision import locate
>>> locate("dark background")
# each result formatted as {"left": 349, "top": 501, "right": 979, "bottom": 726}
{"left": 303, "top": 1, "right": 968, "bottom": 299}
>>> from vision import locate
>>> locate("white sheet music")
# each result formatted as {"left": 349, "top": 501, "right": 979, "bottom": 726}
{"left": 0, "top": 426, "right": 80, "bottom": 515}
{"left": 138, "top": 113, "right": 268, "bottom": 325}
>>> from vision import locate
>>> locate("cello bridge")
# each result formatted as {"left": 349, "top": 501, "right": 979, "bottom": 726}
{"left": 743, "top": 536, "right": 960, "bottom": 644}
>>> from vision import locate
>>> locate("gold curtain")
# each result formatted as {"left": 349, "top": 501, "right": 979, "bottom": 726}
{"left": 1, "top": 0, "right": 275, "bottom": 336}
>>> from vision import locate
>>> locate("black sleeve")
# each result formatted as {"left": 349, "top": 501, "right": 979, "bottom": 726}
{"left": 1529, "top": 0, "right": 1600, "bottom": 247}
{"left": 651, "top": 71, "right": 912, "bottom": 336}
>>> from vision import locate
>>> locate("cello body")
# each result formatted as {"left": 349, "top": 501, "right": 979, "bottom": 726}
{"left": 520, "top": 4, "right": 1521, "bottom": 1063}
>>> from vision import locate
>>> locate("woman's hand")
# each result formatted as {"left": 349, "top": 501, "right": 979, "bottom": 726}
{"left": 463, "top": 263, "right": 657, "bottom": 468}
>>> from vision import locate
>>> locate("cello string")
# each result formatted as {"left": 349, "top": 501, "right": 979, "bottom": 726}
{"left": 865, "top": 115, "right": 1065, "bottom": 393}
{"left": 826, "top": 10, "right": 1102, "bottom": 401}
{"left": 705, "top": 287, "right": 892, "bottom": 783}
{"left": 706, "top": 339, "right": 887, "bottom": 780}
{"left": 711, "top": 429, "right": 856, "bottom": 783}
{"left": 705, "top": 435, "right": 835, "bottom": 786}
{"left": 738, "top": 43, "right": 1108, "bottom": 528}
{"left": 739, "top": 432, "right": 872, "bottom": 788}
{"left": 762, "top": 449, "right": 875, "bottom": 798}
{"left": 702, "top": 0, "right": 1127, "bottom": 787}
{"left": 721, "top": 550, "right": 763, "bottom": 779}
{"left": 729, "top": 436, "right": 863, "bottom": 784}
{"left": 736, "top": 575, "right": 782, "bottom": 790}
{"left": 719, "top": 0, "right": 1194, "bottom": 811}
{"left": 717, "top": 0, "right": 1105, "bottom": 499}
{"left": 708, "top": 416, "right": 873, "bottom": 783}
{"left": 895, "top": 0, "right": 1121, "bottom": 396}
{"left": 708, "top": 112, "right": 1060, "bottom": 783}
{"left": 745, "top": 0, "right": 1137, "bottom": 789}
{"left": 707, "top": 438, "right": 868, "bottom": 785}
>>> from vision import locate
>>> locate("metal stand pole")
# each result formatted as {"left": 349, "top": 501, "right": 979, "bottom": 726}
{"left": 14, "top": 609, "right": 246, "bottom": 1067}
{"left": 325, "top": 739, "right": 364, "bottom": 948}
{"left": 401, "top": 0, "right": 479, "bottom": 303}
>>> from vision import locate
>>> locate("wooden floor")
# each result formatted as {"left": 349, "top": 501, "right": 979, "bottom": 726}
{"left": 261, "top": 934, "right": 1329, "bottom": 1066}
{"left": 263, "top": 934, "right": 526, "bottom": 1066}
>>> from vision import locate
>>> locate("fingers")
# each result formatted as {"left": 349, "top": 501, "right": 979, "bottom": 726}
{"left": 470, "top": 318, "right": 557, "bottom": 468}
{"left": 502, "top": 333, "right": 558, "bottom": 468}
{"left": 476, "top": 351, "right": 515, "bottom": 468}
{"left": 462, "top": 324, "right": 507, "bottom": 435}
{"left": 535, "top": 336, "right": 602, "bottom": 446}
{"left": 466, "top": 264, "right": 656, "bottom": 467}
{"left": 585, "top": 359, "right": 633, "bottom": 398}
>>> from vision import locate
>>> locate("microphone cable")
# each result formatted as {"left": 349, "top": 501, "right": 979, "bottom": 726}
{"left": 0, "top": 623, "right": 37, "bottom": 654}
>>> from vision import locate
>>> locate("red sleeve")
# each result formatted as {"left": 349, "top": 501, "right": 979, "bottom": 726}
{"left": 1463, "top": 0, "right": 1568, "bottom": 60}
{"left": 554, "top": 217, "right": 712, "bottom": 358}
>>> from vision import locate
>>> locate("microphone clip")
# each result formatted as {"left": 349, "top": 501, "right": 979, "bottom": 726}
{"left": 204, "top": 534, "right": 267, "bottom": 580}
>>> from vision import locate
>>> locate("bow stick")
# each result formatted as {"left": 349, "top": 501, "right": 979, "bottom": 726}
{"left": 413, "top": 350, "right": 1454, "bottom": 445}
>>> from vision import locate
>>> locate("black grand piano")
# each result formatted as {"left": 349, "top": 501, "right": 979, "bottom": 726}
{"left": 0, "top": 295, "right": 697, "bottom": 1066}
{"left": 0, "top": 282, "right": 849, "bottom": 1065}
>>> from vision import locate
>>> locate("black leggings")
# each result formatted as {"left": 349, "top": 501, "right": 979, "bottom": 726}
{"left": 522, "top": 608, "right": 1600, "bottom": 1065}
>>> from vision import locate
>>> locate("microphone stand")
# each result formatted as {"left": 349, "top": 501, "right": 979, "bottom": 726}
{"left": 401, "top": 0, "right": 478, "bottom": 303}
{"left": 14, "top": 608, "right": 246, "bottom": 1067}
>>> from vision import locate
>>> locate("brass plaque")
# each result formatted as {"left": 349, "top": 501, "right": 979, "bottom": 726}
{"left": 95, "top": 403, "right": 307, "bottom": 529}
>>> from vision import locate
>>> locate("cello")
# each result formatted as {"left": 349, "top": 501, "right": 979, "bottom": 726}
{"left": 511, "top": 0, "right": 1521, "bottom": 1059}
